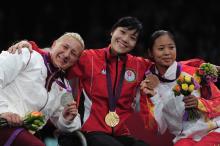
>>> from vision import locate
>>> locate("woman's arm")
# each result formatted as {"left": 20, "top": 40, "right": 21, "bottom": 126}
{"left": 0, "top": 48, "right": 31, "bottom": 87}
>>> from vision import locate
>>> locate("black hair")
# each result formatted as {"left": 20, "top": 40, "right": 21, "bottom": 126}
{"left": 111, "top": 16, "right": 143, "bottom": 35}
{"left": 146, "top": 30, "right": 176, "bottom": 61}
{"left": 110, "top": 16, "right": 143, "bottom": 54}
{"left": 148, "top": 30, "right": 175, "bottom": 52}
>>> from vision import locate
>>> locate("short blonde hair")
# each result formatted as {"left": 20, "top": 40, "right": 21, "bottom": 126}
{"left": 58, "top": 32, "right": 85, "bottom": 49}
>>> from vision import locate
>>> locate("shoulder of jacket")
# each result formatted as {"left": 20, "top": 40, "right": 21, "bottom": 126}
{"left": 181, "top": 64, "right": 197, "bottom": 75}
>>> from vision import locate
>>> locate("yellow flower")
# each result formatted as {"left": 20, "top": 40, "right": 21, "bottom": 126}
{"left": 178, "top": 74, "right": 185, "bottom": 83}
{"left": 184, "top": 76, "right": 191, "bottom": 83}
{"left": 188, "top": 84, "right": 195, "bottom": 92}
{"left": 182, "top": 83, "right": 189, "bottom": 91}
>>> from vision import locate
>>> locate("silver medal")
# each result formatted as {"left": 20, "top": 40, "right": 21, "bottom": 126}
{"left": 60, "top": 92, "right": 73, "bottom": 106}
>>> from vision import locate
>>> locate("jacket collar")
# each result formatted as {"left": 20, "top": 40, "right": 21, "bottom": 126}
{"left": 151, "top": 61, "right": 181, "bottom": 82}
{"left": 105, "top": 46, "right": 127, "bottom": 63}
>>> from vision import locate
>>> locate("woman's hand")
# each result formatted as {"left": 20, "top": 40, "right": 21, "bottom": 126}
{"left": 0, "top": 112, "right": 23, "bottom": 126}
{"left": 62, "top": 100, "right": 78, "bottom": 122}
{"left": 140, "top": 79, "right": 156, "bottom": 97}
{"left": 8, "top": 40, "right": 32, "bottom": 54}
{"left": 183, "top": 95, "right": 198, "bottom": 108}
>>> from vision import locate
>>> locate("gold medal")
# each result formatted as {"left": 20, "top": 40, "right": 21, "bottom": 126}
{"left": 105, "top": 111, "right": 120, "bottom": 127}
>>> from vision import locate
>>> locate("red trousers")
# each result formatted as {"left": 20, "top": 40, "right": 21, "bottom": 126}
{"left": 0, "top": 127, "right": 45, "bottom": 146}
{"left": 175, "top": 132, "right": 220, "bottom": 146}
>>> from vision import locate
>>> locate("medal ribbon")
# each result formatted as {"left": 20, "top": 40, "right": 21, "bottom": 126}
{"left": 42, "top": 53, "right": 71, "bottom": 91}
{"left": 105, "top": 50, "right": 126, "bottom": 112}
{"left": 150, "top": 63, "right": 182, "bottom": 82}
{"left": 39, "top": 53, "right": 72, "bottom": 111}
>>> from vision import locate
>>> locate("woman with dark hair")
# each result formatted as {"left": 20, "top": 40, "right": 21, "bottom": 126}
{"left": 9, "top": 16, "right": 150, "bottom": 146}
{"left": 141, "top": 30, "right": 220, "bottom": 146}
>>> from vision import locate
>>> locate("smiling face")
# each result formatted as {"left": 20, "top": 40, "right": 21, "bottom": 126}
{"left": 150, "top": 33, "right": 176, "bottom": 73}
{"left": 50, "top": 35, "right": 83, "bottom": 70}
{"left": 110, "top": 27, "right": 139, "bottom": 55}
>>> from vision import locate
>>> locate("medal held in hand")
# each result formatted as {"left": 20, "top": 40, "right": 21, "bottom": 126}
{"left": 60, "top": 91, "right": 73, "bottom": 107}
{"left": 145, "top": 74, "right": 160, "bottom": 89}
{"left": 105, "top": 111, "right": 120, "bottom": 127}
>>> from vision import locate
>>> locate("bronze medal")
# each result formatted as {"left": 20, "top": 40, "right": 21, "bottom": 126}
{"left": 105, "top": 111, "right": 120, "bottom": 127}
{"left": 145, "top": 74, "right": 160, "bottom": 89}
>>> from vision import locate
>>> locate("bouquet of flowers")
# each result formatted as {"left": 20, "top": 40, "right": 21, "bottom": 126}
{"left": 173, "top": 74, "right": 200, "bottom": 121}
{"left": 195, "top": 63, "right": 218, "bottom": 84}
{"left": 0, "top": 111, "right": 45, "bottom": 132}
{"left": 194, "top": 63, "right": 219, "bottom": 99}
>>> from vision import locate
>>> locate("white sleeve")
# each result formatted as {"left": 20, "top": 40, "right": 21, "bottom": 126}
{"left": 57, "top": 113, "right": 81, "bottom": 132}
{"left": 50, "top": 110, "right": 81, "bottom": 133}
{"left": 0, "top": 48, "right": 31, "bottom": 88}
{"left": 150, "top": 93, "right": 168, "bottom": 134}
{"left": 162, "top": 93, "right": 185, "bottom": 119}
{"left": 0, "top": 100, "right": 10, "bottom": 114}
{"left": 150, "top": 84, "right": 185, "bottom": 134}
{"left": 162, "top": 91, "right": 185, "bottom": 134}
{"left": 150, "top": 85, "right": 169, "bottom": 134}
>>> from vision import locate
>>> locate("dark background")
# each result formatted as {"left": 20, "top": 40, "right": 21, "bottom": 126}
{"left": 0, "top": 0, "right": 220, "bottom": 65}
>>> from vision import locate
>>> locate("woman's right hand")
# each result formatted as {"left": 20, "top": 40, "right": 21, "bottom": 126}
{"left": 140, "top": 79, "right": 156, "bottom": 97}
{"left": 0, "top": 112, "right": 23, "bottom": 126}
{"left": 63, "top": 100, "right": 78, "bottom": 122}
{"left": 8, "top": 40, "right": 32, "bottom": 54}
{"left": 183, "top": 95, "right": 198, "bottom": 109}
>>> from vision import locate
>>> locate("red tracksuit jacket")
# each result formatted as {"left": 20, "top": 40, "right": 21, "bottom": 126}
{"left": 70, "top": 46, "right": 151, "bottom": 135}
